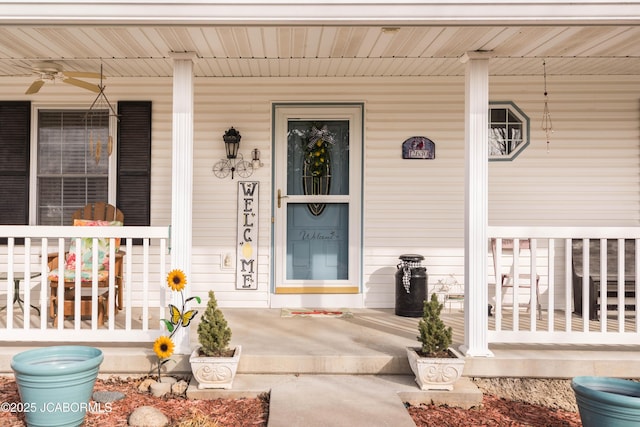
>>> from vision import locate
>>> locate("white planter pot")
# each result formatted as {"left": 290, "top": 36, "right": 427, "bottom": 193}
{"left": 189, "top": 345, "right": 241, "bottom": 390}
{"left": 406, "top": 346, "right": 465, "bottom": 391}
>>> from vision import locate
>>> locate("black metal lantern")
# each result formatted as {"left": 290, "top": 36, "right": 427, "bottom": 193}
{"left": 223, "top": 127, "right": 241, "bottom": 159}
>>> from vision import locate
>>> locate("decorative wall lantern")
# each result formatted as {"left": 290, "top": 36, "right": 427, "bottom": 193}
{"left": 251, "top": 148, "right": 263, "bottom": 169}
{"left": 223, "top": 127, "right": 241, "bottom": 159}
{"left": 213, "top": 127, "right": 254, "bottom": 179}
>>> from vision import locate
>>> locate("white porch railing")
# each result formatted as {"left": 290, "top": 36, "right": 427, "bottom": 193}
{"left": 488, "top": 226, "right": 640, "bottom": 345}
{"left": 0, "top": 225, "right": 170, "bottom": 343}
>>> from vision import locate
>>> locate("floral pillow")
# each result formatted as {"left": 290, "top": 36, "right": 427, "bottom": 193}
{"left": 49, "top": 220, "right": 122, "bottom": 282}
{"left": 72, "top": 219, "right": 122, "bottom": 250}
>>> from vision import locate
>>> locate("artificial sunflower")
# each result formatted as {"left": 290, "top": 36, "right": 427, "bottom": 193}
{"left": 153, "top": 335, "right": 175, "bottom": 359}
{"left": 167, "top": 269, "right": 186, "bottom": 291}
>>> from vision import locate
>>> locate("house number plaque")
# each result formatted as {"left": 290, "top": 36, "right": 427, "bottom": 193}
{"left": 401, "top": 136, "right": 435, "bottom": 159}
{"left": 237, "top": 181, "right": 259, "bottom": 290}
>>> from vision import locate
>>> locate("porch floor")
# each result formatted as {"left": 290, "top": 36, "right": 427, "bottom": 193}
{"left": 1, "top": 307, "right": 639, "bottom": 379}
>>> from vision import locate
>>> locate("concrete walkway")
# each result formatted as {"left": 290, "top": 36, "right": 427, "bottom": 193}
{"left": 267, "top": 375, "right": 417, "bottom": 427}
{"left": 188, "top": 374, "right": 482, "bottom": 427}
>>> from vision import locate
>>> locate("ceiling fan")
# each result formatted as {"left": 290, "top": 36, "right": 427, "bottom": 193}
{"left": 25, "top": 61, "right": 103, "bottom": 94}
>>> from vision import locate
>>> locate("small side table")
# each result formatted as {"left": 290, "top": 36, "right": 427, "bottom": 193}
{"left": 0, "top": 272, "right": 41, "bottom": 316}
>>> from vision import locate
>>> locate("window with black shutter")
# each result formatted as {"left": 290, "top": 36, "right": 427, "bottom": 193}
{"left": 117, "top": 101, "right": 151, "bottom": 237}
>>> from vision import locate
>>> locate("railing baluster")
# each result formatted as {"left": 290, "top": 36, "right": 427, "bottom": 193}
{"left": 600, "top": 239, "right": 607, "bottom": 332}
{"left": 636, "top": 239, "right": 640, "bottom": 333}
{"left": 564, "top": 238, "right": 572, "bottom": 332}
{"left": 618, "top": 238, "right": 625, "bottom": 332}
{"left": 529, "top": 238, "right": 537, "bottom": 330}
{"left": 547, "top": 238, "right": 555, "bottom": 332}
{"left": 513, "top": 238, "right": 520, "bottom": 331}
{"left": 6, "top": 237, "right": 14, "bottom": 330}
{"left": 125, "top": 237, "right": 133, "bottom": 331}
{"left": 582, "top": 238, "right": 590, "bottom": 331}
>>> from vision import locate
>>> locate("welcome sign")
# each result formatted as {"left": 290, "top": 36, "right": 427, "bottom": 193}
{"left": 237, "top": 181, "right": 259, "bottom": 290}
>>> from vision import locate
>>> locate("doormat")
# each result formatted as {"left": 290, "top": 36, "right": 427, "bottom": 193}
{"left": 281, "top": 308, "right": 353, "bottom": 318}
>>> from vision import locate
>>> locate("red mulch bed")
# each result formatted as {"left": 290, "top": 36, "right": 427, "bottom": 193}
{"left": 408, "top": 394, "right": 582, "bottom": 427}
{"left": 0, "top": 376, "right": 268, "bottom": 427}
{"left": 1, "top": 376, "right": 582, "bottom": 426}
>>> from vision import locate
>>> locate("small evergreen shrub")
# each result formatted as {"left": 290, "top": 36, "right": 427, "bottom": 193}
{"left": 417, "top": 293, "right": 453, "bottom": 357}
{"left": 197, "top": 290, "right": 232, "bottom": 357}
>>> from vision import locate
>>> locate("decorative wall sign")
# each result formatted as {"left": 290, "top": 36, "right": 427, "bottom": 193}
{"left": 237, "top": 181, "right": 259, "bottom": 290}
{"left": 402, "top": 136, "right": 435, "bottom": 159}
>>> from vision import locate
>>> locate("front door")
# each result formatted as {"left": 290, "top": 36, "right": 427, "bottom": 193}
{"left": 273, "top": 104, "right": 362, "bottom": 304}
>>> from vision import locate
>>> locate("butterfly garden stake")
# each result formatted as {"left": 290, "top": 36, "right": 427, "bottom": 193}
{"left": 153, "top": 269, "right": 201, "bottom": 380}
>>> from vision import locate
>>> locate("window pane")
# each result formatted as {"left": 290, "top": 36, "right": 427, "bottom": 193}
{"left": 490, "top": 108, "right": 506, "bottom": 122}
{"left": 287, "top": 120, "right": 349, "bottom": 196}
{"left": 37, "top": 110, "right": 109, "bottom": 225}
{"left": 286, "top": 203, "right": 349, "bottom": 280}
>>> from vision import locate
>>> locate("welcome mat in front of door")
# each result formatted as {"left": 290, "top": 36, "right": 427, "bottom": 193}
{"left": 281, "top": 308, "right": 353, "bottom": 318}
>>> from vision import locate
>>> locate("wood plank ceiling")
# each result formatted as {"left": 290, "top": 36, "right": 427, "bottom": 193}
{"left": 0, "top": 25, "right": 638, "bottom": 78}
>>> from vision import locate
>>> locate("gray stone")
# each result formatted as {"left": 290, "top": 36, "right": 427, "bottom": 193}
{"left": 171, "top": 379, "right": 188, "bottom": 396}
{"left": 92, "top": 390, "right": 125, "bottom": 403}
{"left": 159, "top": 376, "right": 177, "bottom": 384}
{"left": 137, "top": 378, "right": 156, "bottom": 392}
{"left": 150, "top": 381, "right": 171, "bottom": 397}
{"left": 128, "top": 405, "right": 169, "bottom": 427}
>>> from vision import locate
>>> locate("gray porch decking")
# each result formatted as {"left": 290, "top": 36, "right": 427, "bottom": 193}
{"left": 1, "top": 307, "right": 639, "bottom": 379}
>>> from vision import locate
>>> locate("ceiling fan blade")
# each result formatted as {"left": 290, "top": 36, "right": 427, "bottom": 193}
{"left": 25, "top": 80, "right": 45, "bottom": 94}
{"left": 63, "top": 71, "right": 104, "bottom": 79}
{"left": 63, "top": 77, "right": 101, "bottom": 93}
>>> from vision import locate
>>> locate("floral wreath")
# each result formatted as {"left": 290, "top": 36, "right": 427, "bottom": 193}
{"left": 304, "top": 124, "right": 335, "bottom": 178}
{"left": 153, "top": 269, "right": 201, "bottom": 380}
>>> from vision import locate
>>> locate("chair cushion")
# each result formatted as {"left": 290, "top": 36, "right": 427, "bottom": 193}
{"left": 48, "top": 219, "right": 122, "bottom": 283}
{"left": 72, "top": 219, "right": 122, "bottom": 250}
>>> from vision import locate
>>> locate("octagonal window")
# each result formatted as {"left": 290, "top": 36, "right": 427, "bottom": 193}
{"left": 489, "top": 102, "right": 530, "bottom": 161}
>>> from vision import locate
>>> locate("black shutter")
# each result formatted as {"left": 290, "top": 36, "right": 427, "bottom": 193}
{"left": 117, "top": 101, "right": 151, "bottom": 243}
{"left": 0, "top": 101, "right": 31, "bottom": 226}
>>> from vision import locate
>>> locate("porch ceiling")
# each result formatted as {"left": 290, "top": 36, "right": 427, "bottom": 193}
{"left": 0, "top": 24, "right": 638, "bottom": 79}
{"left": 1, "top": 0, "right": 640, "bottom": 80}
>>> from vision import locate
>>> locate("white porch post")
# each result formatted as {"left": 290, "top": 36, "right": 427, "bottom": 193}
{"left": 170, "top": 52, "right": 196, "bottom": 354}
{"left": 460, "top": 52, "right": 493, "bottom": 357}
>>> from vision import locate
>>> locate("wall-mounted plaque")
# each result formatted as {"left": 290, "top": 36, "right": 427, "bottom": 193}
{"left": 237, "top": 181, "right": 259, "bottom": 290}
{"left": 402, "top": 136, "right": 435, "bottom": 159}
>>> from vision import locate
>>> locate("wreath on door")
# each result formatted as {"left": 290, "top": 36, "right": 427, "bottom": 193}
{"left": 303, "top": 124, "right": 334, "bottom": 216}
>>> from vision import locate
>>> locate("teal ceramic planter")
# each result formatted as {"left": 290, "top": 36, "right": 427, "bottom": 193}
{"left": 11, "top": 346, "right": 103, "bottom": 427}
{"left": 572, "top": 376, "right": 640, "bottom": 427}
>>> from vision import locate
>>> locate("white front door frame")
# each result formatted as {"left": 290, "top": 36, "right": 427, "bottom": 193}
{"left": 270, "top": 103, "right": 364, "bottom": 308}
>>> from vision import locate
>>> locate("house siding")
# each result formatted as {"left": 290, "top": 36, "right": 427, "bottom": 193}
{"left": 0, "top": 74, "right": 638, "bottom": 309}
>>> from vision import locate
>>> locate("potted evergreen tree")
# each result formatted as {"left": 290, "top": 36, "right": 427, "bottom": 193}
{"left": 189, "top": 290, "right": 241, "bottom": 389}
{"left": 406, "top": 293, "right": 465, "bottom": 390}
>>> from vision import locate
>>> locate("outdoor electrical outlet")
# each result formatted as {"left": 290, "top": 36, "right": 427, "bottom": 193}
{"left": 222, "top": 253, "right": 234, "bottom": 270}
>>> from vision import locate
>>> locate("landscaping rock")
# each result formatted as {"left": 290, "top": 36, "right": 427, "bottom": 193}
{"left": 137, "top": 378, "right": 156, "bottom": 392}
{"left": 473, "top": 377, "right": 578, "bottom": 412}
{"left": 128, "top": 405, "right": 169, "bottom": 427}
{"left": 150, "top": 381, "right": 172, "bottom": 397}
{"left": 172, "top": 379, "right": 188, "bottom": 396}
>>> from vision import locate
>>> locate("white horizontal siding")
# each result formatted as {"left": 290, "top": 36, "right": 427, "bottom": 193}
{"left": 0, "top": 74, "right": 638, "bottom": 309}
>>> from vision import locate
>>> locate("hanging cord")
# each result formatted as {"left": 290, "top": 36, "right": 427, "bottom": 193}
{"left": 541, "top": 60, "right": 553, "bottom": 153}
